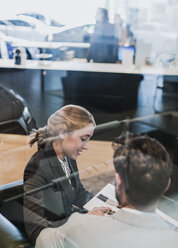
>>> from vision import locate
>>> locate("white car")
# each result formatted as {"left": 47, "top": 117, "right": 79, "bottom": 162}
{"left": 16, "top": 15, "right": 64, "bottom": 41}
{"left": 17, "top": 12, "right": 64, "bottom": 28}
{"left": 0, "top": 31, "right": 40, "bottom": 60}
{"left": 0, "top": 17, "right": 46, "bottom": 42}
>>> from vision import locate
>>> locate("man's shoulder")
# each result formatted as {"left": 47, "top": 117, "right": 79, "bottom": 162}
{"left": 66, "top": 212, "right": 116, "bottom": 230}
{"left": 68, "top": 212, "right": 101, "bottom": 223}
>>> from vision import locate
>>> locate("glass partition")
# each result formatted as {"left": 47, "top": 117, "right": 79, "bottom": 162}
{"left": 0, "top": 1, "right": 178, "bottom": 247}
{"left": 0, "top": 0, "right": 177, "bottom": 67}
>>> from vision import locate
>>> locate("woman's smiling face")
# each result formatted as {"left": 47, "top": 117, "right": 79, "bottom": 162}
{"left": 60, "top": 123, "right": 94, "bottom": 160}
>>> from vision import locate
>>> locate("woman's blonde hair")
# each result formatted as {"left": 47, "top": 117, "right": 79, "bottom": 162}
{"left": 29, "top": 104, "right": 95, "bottom": 148}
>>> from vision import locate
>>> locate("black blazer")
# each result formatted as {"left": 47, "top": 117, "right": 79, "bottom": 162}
{"left": 23, "top": 143, "right": 93, "bottom": 245}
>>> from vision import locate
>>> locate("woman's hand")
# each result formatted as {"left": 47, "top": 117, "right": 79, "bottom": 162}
{"left": 87, "top": 206, "right": 111, "bottom": 216}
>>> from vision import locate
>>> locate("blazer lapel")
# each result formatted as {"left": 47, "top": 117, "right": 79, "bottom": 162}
{"left": 66, "top": 157, "right": 78, "bottom": 188}
{"left": 43, "top": 143, "right": 75, "bottom": 205}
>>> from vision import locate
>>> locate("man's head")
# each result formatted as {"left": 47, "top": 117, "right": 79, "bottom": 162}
{"left": 113, "top": 135, "right": 172, "bottom": 210}
{"left": 95, "top": 8, "right": 108, "bottom": 23}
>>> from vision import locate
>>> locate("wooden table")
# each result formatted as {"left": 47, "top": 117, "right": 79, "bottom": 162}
{"left": 0, "top": 133, "right": 114, "bottom": 186}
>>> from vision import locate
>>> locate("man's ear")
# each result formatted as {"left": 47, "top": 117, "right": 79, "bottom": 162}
{"left": 115, "top": 172, "right": 122, "bottom": 187}
{"left": 164, "top": 178, "right": 171, "bottom": 193}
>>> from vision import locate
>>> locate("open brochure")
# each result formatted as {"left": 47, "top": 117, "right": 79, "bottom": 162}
{"left": 84, "top": 183, "right": 120, "bottom": 213}
{"left": 84, "top": 183, "right": 178, "bottom": 230}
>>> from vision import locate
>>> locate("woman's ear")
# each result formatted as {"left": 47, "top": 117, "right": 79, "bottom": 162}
{"left": 58, "top": 129, "right": 66, "bottom": 139}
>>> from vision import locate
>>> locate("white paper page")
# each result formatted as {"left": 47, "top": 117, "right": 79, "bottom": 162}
{"left": 83, "top": 183, "right": 119, "bottom": 212}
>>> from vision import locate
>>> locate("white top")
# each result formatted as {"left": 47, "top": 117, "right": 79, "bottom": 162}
{"left": 36, "top": 207, "right": 178, "bottom": 248}
{"left": 57, "top": 156, "right": 71, "bottom": 184}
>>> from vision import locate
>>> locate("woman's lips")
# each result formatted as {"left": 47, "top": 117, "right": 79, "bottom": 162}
{"left": 77, "top": 150, "right": 82, "bottom": 156}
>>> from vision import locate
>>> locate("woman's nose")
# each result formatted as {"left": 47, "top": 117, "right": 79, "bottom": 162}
{"left": 83, "top": 142, "right": 89, "bottom": 150}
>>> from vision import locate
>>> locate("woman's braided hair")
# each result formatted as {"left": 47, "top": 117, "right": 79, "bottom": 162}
{"left": 29, "top": 104, "right": 95, "bottom": 148}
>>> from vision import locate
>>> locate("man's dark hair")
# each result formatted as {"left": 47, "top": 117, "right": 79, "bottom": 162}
{"left": 112, "top": 134, "right": 172, "bottom": 207}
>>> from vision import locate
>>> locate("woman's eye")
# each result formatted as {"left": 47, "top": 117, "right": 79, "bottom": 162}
{"left": 81, "top": 137, "right": 87, "bottom": 142}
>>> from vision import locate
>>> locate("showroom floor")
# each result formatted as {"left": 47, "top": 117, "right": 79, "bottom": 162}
{"left": 0, "top": 69, "right": 163, "bottom": 126}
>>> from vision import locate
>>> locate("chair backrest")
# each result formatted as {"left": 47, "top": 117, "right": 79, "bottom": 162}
{"left": 0, "top": 213, "right": 32, "bottom": 248}
{"left": 0, "top": 180, "right": 25, "bottom": 233}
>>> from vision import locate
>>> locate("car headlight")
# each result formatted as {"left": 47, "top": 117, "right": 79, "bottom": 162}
{"left": 22, "top": 106, "right": 32, "bottom": 124}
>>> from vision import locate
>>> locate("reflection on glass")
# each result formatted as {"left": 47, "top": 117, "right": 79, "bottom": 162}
{"left": 0, "top": 2, "right": 178, "bottom": 247}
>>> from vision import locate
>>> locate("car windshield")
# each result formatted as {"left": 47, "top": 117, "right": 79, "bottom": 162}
{"left": 0, "top": 20, "right": 6, "bottom": 25}
{"left": 50, "top": 18, "right": 64, "bottom": 27}
{"left": 7, "top": 19, "right": 31, "bottom": 27}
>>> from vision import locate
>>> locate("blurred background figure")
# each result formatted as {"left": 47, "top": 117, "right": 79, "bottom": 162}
{"left": 114, "top": 13, "right": 127, "bottom": 46}
{"left": 87, "top": 7, "right": 118, "bottom": 63}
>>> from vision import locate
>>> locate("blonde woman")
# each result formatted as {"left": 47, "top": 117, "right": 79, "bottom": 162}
{"left": 23, "top": 104, "right": 96, "bottom": 245}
